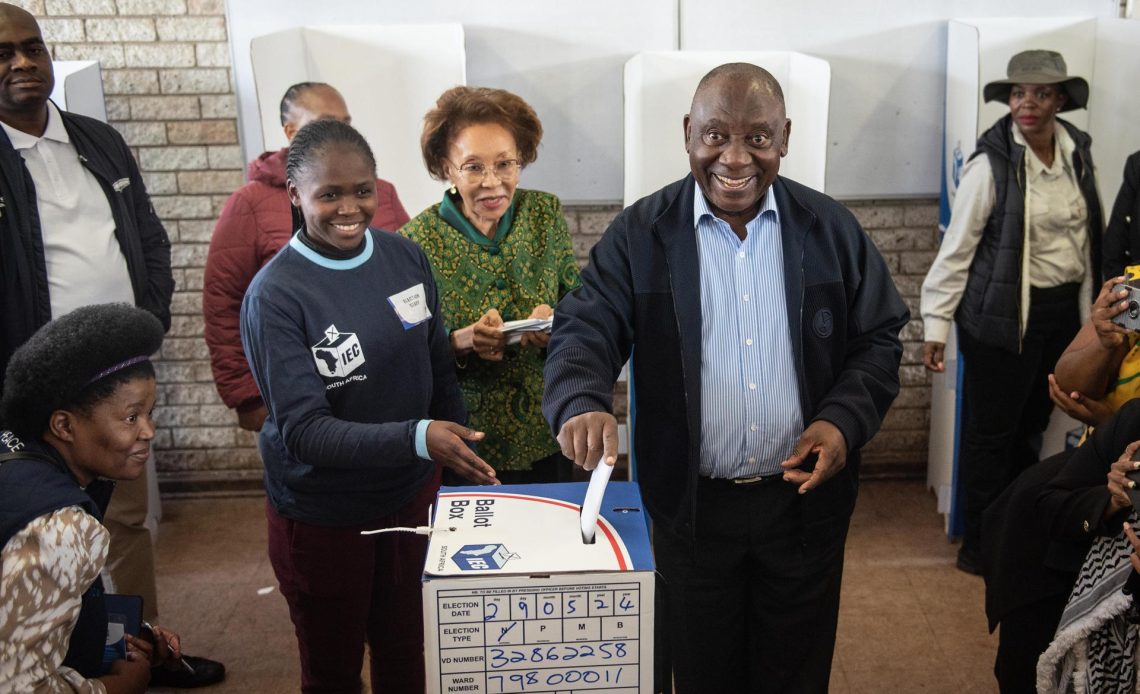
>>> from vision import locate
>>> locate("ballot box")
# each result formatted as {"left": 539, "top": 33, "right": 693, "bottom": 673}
{"left": 423, "top": 482, "right": 655, "bottom": 694}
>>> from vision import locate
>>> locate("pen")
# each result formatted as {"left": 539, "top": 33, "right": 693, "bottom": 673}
{"left": 141, "top": 621, "right": 196, "bottom": 675}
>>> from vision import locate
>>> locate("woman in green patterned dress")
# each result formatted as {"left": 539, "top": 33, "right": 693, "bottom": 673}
{"left": 401, "top": 86, "right": 581, "bottom": 484}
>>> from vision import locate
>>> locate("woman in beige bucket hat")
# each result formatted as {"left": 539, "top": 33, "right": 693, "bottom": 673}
{"left": 922, "top": 52, "right": 1102, "bottom": 559}
{"left": 919, "top": 47, "right": 1104, "bottom": 690}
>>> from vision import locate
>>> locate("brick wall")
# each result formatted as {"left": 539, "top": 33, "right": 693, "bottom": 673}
{"left": 13, "top": 0, "right": 258, "bottom": 493}
{"left": 845, "top": 201, "right": 939, "bottom": 475}
{"left": 17, "top": 0, "right": 939, "bottom": 491}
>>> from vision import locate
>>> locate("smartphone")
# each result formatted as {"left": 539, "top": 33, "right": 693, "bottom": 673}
{"left": 102, "top": 593, "right": 143, "bottom": 671}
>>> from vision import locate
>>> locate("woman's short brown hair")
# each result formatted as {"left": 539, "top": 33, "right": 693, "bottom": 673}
{"left": 420, "top": 86, "right": 543, "bottom": 180}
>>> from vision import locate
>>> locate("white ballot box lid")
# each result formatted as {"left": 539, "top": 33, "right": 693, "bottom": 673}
{"left": 423, "top": 482, "right": 654, "bottom": 578}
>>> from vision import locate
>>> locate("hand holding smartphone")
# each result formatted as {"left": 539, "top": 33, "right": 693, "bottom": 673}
{"left": 102, "top": 594, "right": 142, "bottom": 671}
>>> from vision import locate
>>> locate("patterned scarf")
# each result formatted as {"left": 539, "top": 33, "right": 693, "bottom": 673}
{"left": 1037, "top": 514, "right": 1140, "bottom": 693}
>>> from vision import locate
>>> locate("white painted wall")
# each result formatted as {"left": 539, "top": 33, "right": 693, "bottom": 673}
{"left": 227, "top": 1, "right": 1122, "bottom": 201}
{"left": 249, "top": 25, "right": 466, "bottom": 217}
{"left": 227, "top": 0, "right": 677, "bottom": 207}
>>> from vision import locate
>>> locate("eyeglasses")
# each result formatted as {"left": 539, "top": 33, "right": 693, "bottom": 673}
{"left": 449, "top": 159, "right": 521, "bottom": 183}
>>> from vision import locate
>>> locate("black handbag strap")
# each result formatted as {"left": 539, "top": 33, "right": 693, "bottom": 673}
{"left": 0, "top": 450, "right": 58, "bottom": 465}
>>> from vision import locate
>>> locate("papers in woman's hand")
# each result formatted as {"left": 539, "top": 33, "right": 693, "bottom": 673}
{"left": 500, "top": 317, "right": 554, "bottom": 333}
{"left": 500, "top": 317, "right": 554, "bottom": 345}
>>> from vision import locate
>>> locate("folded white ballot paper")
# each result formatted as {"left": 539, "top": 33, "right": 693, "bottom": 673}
{"left": 580, "top": 460, "right": 615, "bottom": 544}
{"left": 500, "top": 316, "right": 554, "bottom": 345}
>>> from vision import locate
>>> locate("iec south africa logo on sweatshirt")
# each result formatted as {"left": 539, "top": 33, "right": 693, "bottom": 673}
{"left": 311, "top": 325, "right": 365, "bottom": 378}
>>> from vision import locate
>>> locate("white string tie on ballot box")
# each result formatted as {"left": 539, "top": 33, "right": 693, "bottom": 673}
{"left": 360, "top": 460, "right": 615, "bottom": 545}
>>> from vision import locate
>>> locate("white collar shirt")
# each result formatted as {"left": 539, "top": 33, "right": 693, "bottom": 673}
{"left": 1012, "top": 122, "right": 1089, "bottom": 288}
{"left": 0, "top": 102, "right": 134, "bottom": 318}
{"left": 693, "top": 182, "right": 803, "bottom": 478}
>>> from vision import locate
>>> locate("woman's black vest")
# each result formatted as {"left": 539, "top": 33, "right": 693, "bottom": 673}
{"left": 0, "top": 443, "right": 115, "bottom": 679}
{"left": 954, "top": 114, "right": 1103, "bottom": 353}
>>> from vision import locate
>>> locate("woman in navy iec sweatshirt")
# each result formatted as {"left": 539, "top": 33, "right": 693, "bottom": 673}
{"left": 240, "top": 119, "right": 499, "bottom": 694}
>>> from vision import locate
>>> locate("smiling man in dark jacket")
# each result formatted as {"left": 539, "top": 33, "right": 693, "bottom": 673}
{"left": 544, "top": 63, "right": 909, "bottom": 693}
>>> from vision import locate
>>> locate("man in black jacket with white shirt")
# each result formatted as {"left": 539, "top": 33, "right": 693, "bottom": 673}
{"left": 0, "top": 5, "right": 173, "bottom": 382}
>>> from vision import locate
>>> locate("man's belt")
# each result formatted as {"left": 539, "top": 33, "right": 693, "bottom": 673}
{"left": 699, "top": 472, "right": 783, "bottom": 486}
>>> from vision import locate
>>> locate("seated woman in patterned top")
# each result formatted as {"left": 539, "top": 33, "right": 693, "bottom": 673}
{"left": 401, "top": 86, "right": 582, "bottom": 484}
{"left": 0, "top": 304, "right": 209, "bottom": 693}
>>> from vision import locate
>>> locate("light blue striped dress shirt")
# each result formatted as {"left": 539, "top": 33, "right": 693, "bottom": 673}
{"left": 694, "top": 183, "right": 803, "bottom": 478}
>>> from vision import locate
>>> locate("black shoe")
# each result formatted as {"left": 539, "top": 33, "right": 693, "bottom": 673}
{"left": 956, "top": 546, "right": 983, "bottom": 576}
{"left": 149, "top": 655, "right": 226, "bottom": 689}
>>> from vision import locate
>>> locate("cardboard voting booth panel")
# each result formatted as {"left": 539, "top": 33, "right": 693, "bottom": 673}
{"left": 932, "top": 17, "right": 1095, "bottom": 536}
{"left": 678, "top": 0, "right": 1111, "bottom": 198}
{"left": 423, "top": 482, "right": 654, "bottom": 694}
{"left": 51, "top": 61, "right": 107, "bottom": 123}
{"left": 1088, "top": 19, "right": 1140, "bottom": 212}
{"left": 249, "top": 25, "right": 466, "bottom": 216}
{"left": 45, "top": 60, "right": 167, "bottom": 528}
{"left": 942, "top": 18, "right": 1094, "bottom": 211}
{"left": 623, "top": 51, "right": 830, "bottom": 205}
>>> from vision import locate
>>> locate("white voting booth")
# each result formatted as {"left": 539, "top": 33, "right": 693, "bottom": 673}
{"left": 54, "top": 61, "right": 167, "bottom": 525}
{"left": 51, "top": 61, "right": 107, "bottom": 122}
{"left": 930, "top": 17, "right": 1140, "bottom": 537}
{"left": 49, "top": 61, "right": 165, "bottom": 535}
{"left": 249, "top": 25, "right": 466, "bottom": 216}
{"left": 621, "top": 51, "right": 831, "bottom": 477}
{"left": 1087, "top": 19, "right": 1140, "bottom": 212}
{"left": 422, "top": 483, "right": 655, "bottom": 694}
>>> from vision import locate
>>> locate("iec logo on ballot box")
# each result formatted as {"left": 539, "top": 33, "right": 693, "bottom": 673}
{"left": 422, "top": 482, "right": 655, "bottom": 694}
{"left": 452, "top": 544, "right": 518, "bottom": 572}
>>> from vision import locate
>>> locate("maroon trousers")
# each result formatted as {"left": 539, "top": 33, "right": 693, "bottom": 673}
{"left": 266, "top": 467, "right": 440, "bottom": 694}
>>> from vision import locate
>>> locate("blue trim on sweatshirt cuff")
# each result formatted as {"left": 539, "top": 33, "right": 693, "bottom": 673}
{"left": 415, "top": 419, "right": 433, "bottom": 460}
{"left": 288, "top": 229, "right": 374, "bottom": 270}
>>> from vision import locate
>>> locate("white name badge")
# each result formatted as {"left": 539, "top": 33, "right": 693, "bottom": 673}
{"left": 388, "top": 283, "right": 432, "bottom": 329}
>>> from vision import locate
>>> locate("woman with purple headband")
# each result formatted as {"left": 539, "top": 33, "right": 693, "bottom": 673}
{"left": 0, "top": 303, "right": 223, "bottom": 692}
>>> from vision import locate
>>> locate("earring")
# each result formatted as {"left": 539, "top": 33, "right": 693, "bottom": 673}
{"left": 450, "top": 185, "right": 457, "bottom": 195}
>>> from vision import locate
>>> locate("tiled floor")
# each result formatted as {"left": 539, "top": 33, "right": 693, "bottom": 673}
{"left": 151, "top": 481, "right": 998, "bottom": 693}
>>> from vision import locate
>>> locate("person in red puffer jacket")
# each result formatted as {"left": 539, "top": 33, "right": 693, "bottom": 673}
{"left": 203, "top": 82, "right": 410, "bottom": 432}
